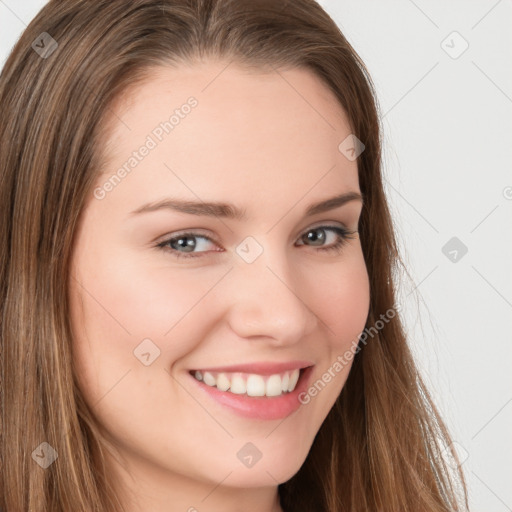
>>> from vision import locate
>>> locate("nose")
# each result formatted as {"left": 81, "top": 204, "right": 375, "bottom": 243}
{"left": 224, "top": 251, "right": 318, "bottom": 346}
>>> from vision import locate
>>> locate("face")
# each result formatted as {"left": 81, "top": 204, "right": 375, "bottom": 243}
{"left": 69, "top": 61, "right": 370, "bottom": 509}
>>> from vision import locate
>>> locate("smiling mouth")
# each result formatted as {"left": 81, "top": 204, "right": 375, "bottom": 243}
{"left": 189, "top": 367, "right": 308, "bottom": 398}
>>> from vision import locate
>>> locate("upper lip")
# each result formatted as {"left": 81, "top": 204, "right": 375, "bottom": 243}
{"left": 191, "top": 360, "right": 314, "bottom": 376}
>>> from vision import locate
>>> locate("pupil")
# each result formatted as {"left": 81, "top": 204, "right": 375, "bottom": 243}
{"left": 175, "top": 236, "right": 195, "bottom": 252}
{"left": 307, "top": 229, "right": 325, "bottom": 245}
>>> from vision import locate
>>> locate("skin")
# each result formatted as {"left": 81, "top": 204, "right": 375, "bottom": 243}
{"left": 69, "top": 60, "right": 370, "bottom": 512}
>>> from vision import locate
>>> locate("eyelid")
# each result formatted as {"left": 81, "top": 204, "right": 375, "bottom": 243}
{"left": 301, "top": 219, "right": 350, "bottom": 231}
{"left": 155, "top": 221, "right": 357, "bottom": 259}
{"left": 295, "top": 219, "right": 355, "bottom": 239}
{"left": 155, "top": 220, "right": 352, "bottom": 246}
{"left": 153, "top": 227, "right": 218, "bottom": 245}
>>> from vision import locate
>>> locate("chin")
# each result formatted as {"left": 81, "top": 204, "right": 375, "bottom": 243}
{"left": 211, "top": 444, "right": 310, "bottom": 488}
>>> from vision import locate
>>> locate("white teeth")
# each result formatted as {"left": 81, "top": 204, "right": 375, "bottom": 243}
{"left": 281, "top": 372, "right": 289, "bottom": 392}
{"left": 216, "top": 373, "right": 230, "bottom": 391}
{"left": 288, "top": 369, "right": 300, "bottom": 392}
{"left": 230, "top": 375, "right": 246, "bottom": 394}
{"left": 203, "top": 371, "right": 216, "bottom": 387}
{"left": 192, "top": 368, "right": 303, "bottom": 397}
{"left": 246, "top": 374, "right": 265, "bottom": 396}
{"left": 266, "top": 374, "right": 283, "bottom": 396}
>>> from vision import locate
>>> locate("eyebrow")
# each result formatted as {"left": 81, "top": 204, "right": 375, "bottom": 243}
{"left": 128, "top": 191, "right": 363, "bottom": 221}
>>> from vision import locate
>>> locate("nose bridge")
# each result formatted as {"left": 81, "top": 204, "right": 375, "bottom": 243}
{"left": 225, "top": 246, "right": 316, "bottom": 342}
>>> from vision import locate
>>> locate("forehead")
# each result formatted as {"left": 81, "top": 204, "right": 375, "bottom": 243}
{"left": 94, "top": 61, "right": 360, "bottom": 216}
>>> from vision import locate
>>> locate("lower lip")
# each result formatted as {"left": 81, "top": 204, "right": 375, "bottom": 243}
{"left": 188, "top": 366, "right": 314, "bottom": 420}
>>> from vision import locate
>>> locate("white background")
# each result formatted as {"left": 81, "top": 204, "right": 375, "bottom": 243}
{"left": 1, "top": 1, "right": 511, "bottom": 511}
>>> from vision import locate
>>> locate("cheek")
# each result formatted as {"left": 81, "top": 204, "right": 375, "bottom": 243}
{"left": 68, "top": 252, "right": 219, "bottom": 449}
{"left": 299, "top": 248, "right": 369, "bottom": 403}
{"left": 67, "top": 236, "right": 371, "bottom": 485}
{"left": 69, "top": 245, "right": 223, "bottom": 355}
{"left": 308, "top": 246, "right": 370, "bottom": 349}
{"left": 70, "top": 243, "right": 370, "bottom": 385}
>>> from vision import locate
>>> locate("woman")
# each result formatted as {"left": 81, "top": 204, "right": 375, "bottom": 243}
{"left": 0, "top": 0, "right": 469, "bottom": 511}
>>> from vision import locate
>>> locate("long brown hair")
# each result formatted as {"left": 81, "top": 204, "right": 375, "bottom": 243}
{"left": 0, "top": 1, "right": 469, "bottom": 510}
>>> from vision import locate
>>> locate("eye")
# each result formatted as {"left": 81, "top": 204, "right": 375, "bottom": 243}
{"left": 156, "top": 225, "right": 357, "bottom": 260}
{"left": 156, "top": 232, "right": 219, "bottom": 259}
{"left": 296, "top": 225, "right": 357, "bottom": 253}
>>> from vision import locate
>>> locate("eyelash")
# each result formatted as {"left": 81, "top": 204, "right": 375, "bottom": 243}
{"left": 156, "top": 225, "right": 357, "bottom": 260}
